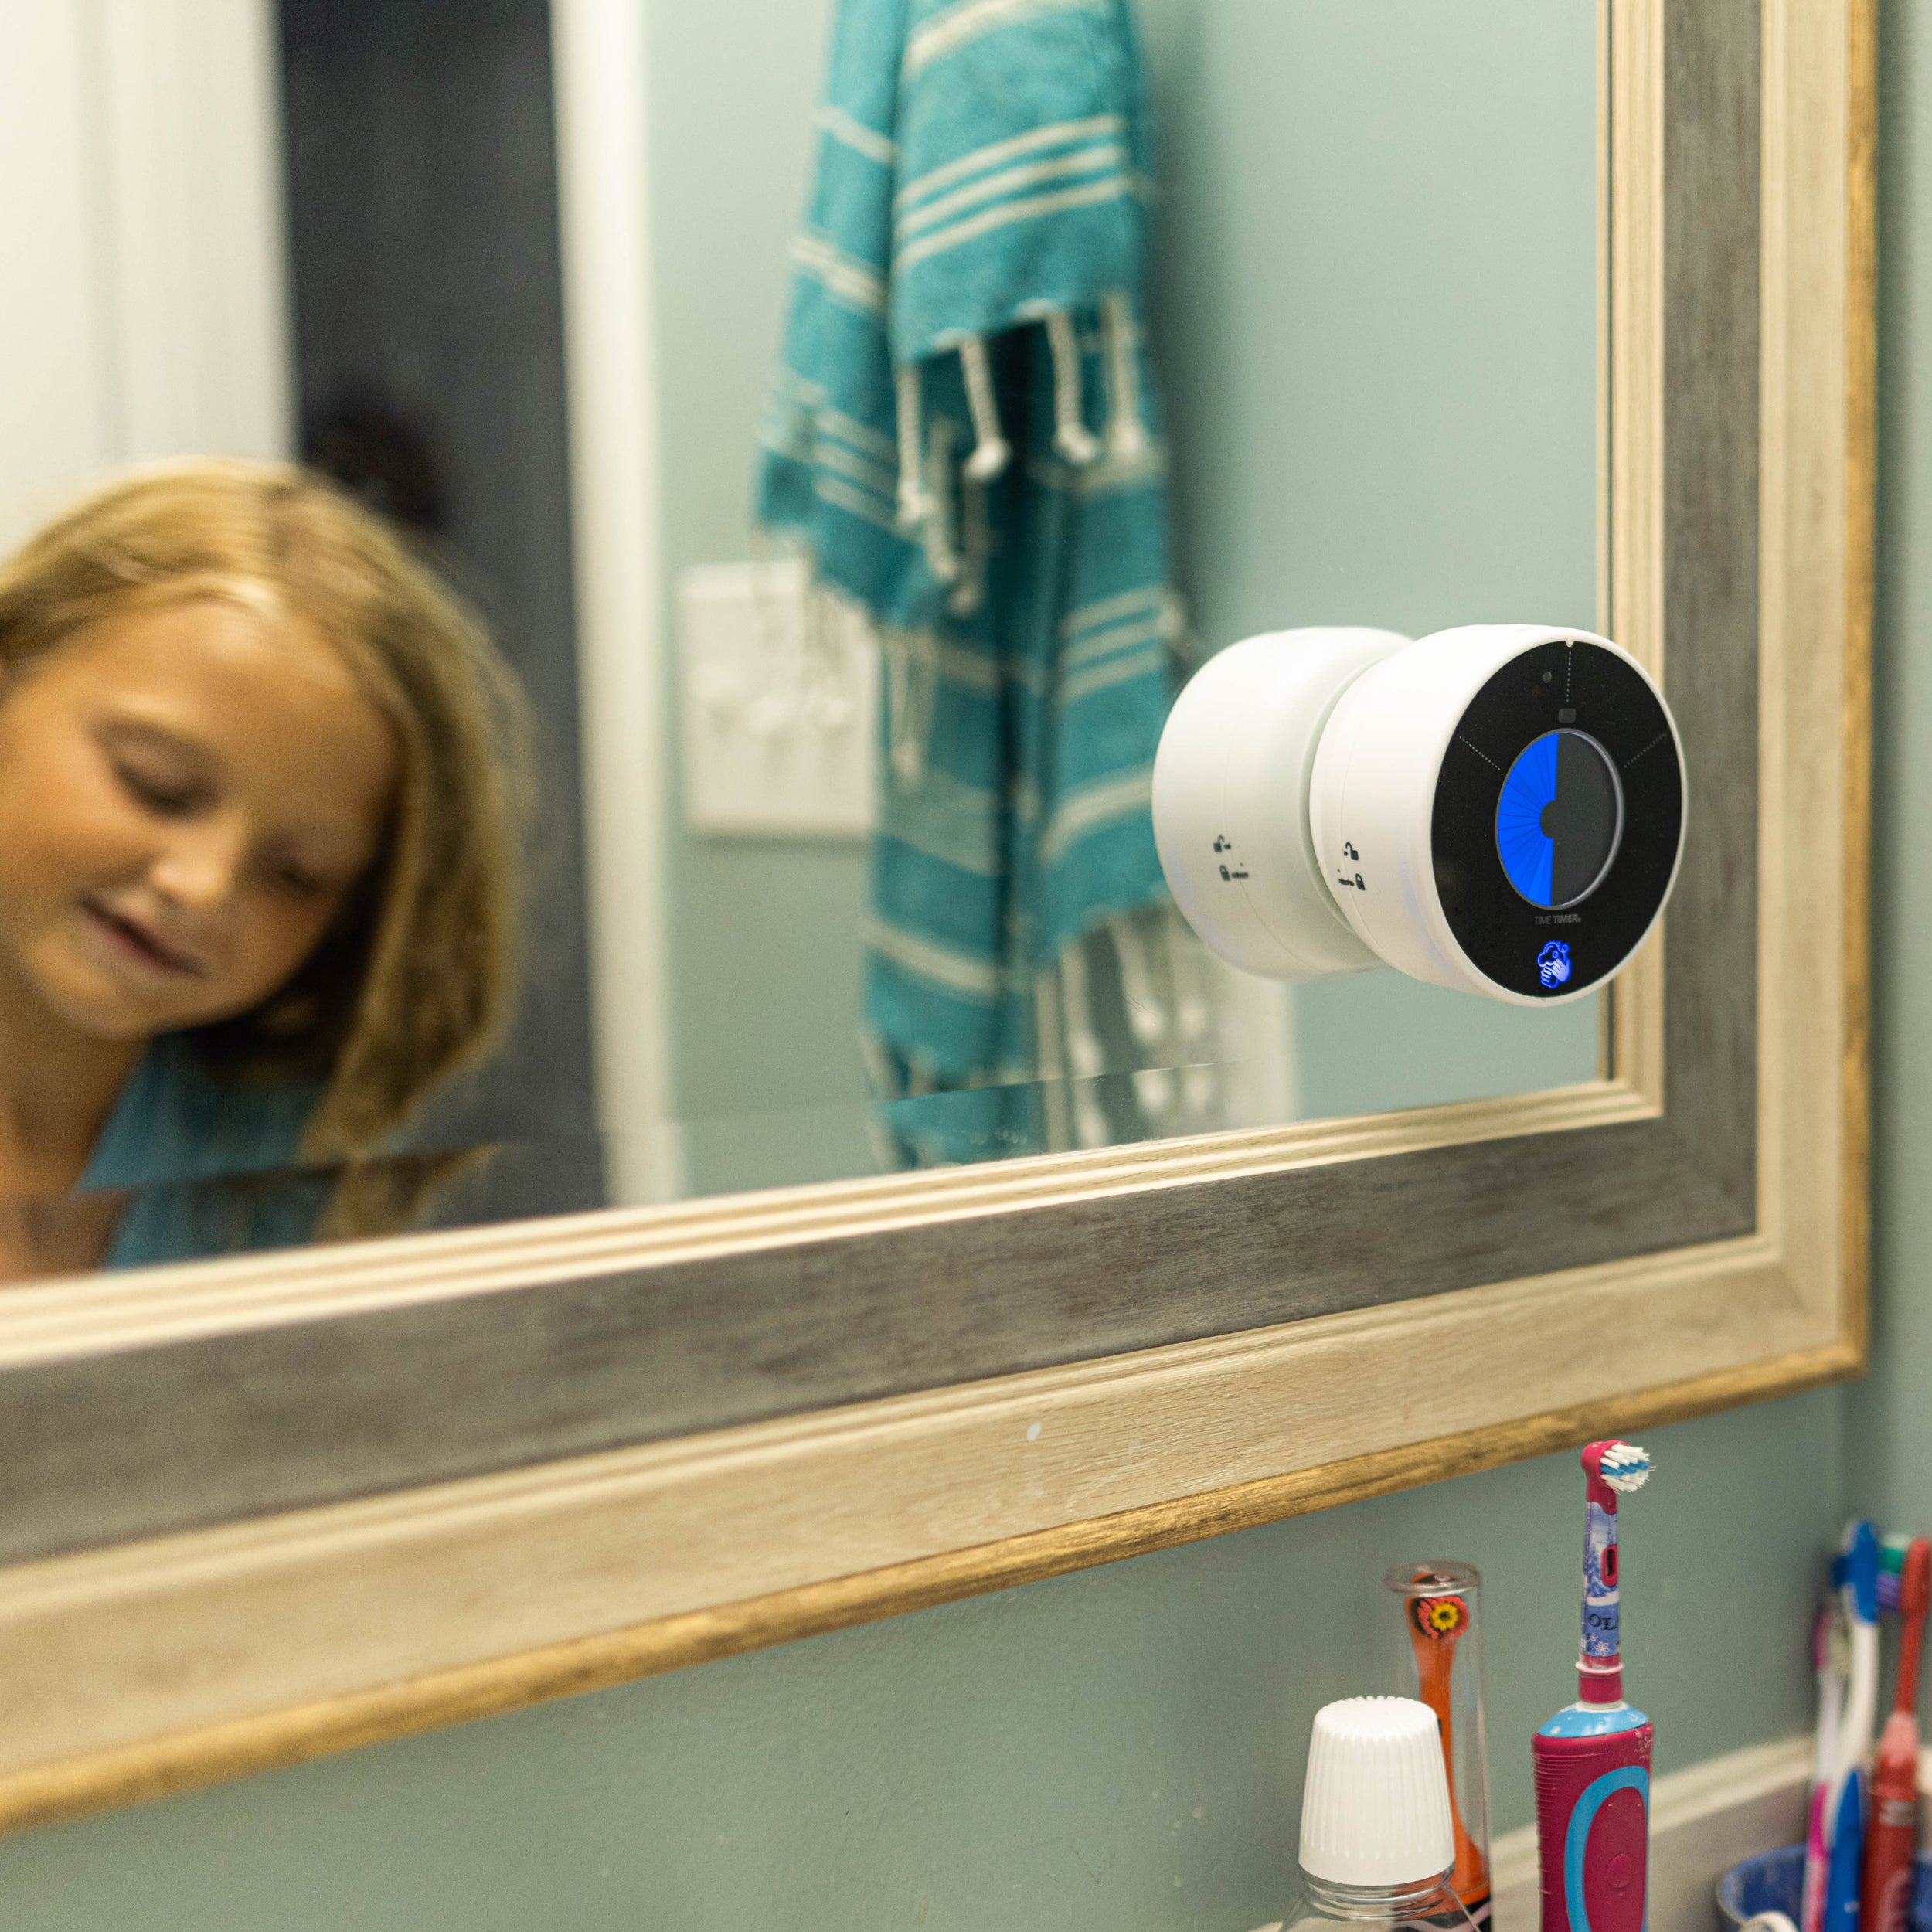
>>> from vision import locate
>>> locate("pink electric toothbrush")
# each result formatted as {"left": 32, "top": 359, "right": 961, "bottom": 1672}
{"left": 1535, "top": 1440, "right": 1654, "bottom": 1932}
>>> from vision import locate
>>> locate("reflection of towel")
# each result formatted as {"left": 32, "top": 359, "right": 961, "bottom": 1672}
{"left": 757, "top": 0, "right": 1181, "bottom": 1091}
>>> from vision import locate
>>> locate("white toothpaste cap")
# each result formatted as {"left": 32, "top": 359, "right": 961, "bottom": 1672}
{"left": 1298, "top": 1696, "right": 1455, "bottom": 1886}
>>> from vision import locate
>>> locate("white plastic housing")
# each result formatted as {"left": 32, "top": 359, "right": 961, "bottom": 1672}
{"left": 1151, "top": 628, "right": 1409, "bottom": 979}
{"left": 1154, "top": 623, "right": 1686, "bottom": 1006}
{"left": 1311, "top": 624, "right": 1675, "bottom": 1004}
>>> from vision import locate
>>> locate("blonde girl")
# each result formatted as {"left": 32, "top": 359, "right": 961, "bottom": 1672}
{"left": 0, "top": 459, "right": 529, "bottom": 1267}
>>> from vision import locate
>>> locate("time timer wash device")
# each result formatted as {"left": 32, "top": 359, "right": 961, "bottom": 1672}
{"left": 1151, "top": 624, "right": 1686, "bottom": 1005}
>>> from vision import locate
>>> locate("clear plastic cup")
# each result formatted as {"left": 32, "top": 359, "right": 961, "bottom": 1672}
{"left": 1384, "top": 1560, "right": 1493, "bottom": 1928}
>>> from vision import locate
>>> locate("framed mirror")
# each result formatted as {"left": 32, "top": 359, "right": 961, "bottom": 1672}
{"left": 0, "top": 0, "right": 1870, "bottom": 1833}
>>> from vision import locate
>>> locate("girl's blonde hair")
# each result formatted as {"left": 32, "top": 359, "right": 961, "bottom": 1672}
{"left": 0, "top": 458, "right": 531, "bottom": 1158}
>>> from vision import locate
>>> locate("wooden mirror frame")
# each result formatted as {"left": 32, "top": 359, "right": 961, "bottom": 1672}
{"left": 0, "top": 0, "right": 1872, "bottom": 1834}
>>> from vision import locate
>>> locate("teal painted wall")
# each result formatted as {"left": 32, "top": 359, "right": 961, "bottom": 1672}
{"left": 651, "top": 0, "right": 872, "bottom": 1134}
{"left": 1138, "top": 0, "right": 1603, "bottom": 1114}
{"left": 17, "top": 4, "right": 1932, "bottom": 1926}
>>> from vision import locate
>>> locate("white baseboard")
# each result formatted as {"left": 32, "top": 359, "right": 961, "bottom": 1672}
{"left": 1490, "top": 1735, "right": 1811, "bottom": 1932}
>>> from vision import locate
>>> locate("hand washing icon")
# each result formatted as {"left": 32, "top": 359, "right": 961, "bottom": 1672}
{"left": 1537, "top": 940, "right": 1573, "bottom": 989}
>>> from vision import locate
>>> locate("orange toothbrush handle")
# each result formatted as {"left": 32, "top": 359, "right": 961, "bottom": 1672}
{"left": 1408, "top": 1600, "right": 1489, "bottom": 1908}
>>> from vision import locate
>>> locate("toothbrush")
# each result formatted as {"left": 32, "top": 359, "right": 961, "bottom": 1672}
{"left": 1403, "top": 1577, "right": 1492, "bottom": 1922}
{"left": 1824, "top": 1522, "right": 1881, "bottom": 1932}
{"left": 1862, "top": 1537, "right": 1929, "bottom": 1932}
{"left": 1804, "top": 1604, "right": 1851, "bottom": 1932}
{"left": 1535, "top": 1440, "right": 1654, "bottom": 1932}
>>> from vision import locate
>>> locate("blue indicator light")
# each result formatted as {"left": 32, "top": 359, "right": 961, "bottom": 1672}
{"left": 1539, "top": 940, "right": 1573, "bottom": 989}
{"left": 1496, "top": 732, "right": 1560, "bottom": 905}
{"left": 1495, "top": 728, "right": 1624, "bottom": 910}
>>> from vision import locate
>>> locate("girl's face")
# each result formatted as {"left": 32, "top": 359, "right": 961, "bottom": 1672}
{"left": 0, "top": 599, "right": 398, "bottom": 1044}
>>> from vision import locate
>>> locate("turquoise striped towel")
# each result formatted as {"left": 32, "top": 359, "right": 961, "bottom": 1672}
{"left": 757, "top": 0, "right": 1181, "bottom": 1094}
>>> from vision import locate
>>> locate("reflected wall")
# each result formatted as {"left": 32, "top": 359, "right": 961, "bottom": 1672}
{"left": 651, "top": 0, "right": 1604, "bottom": 1192}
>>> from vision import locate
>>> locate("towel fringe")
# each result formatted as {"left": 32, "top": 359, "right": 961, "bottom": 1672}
{"left": 1100, "top": 291, "right": 1150, "bottom": 463}
{"left": 957, "top": 335, "right": 1011, "bottom": 481}
{"left": 948, "top": 474, "right": 989, "bottom": 616}
{"left": 1045, "top": 309, "right": 1100, "bottom": 466}
{"left": 921, "top": 418, "right": 961, "bottom": 585}
{"left": 894, "top": 362, "right": 933, "bottom": 529}
{"left": 883, "top": 626, "right": 935, "bottom": 787}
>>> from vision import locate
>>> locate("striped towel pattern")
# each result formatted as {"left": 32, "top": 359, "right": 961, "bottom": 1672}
{"left": 757, "top": 0, "right": 1179, "bottom": 1094}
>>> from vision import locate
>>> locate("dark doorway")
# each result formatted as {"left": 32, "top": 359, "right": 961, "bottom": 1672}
{"left": 277, "top": 0, "right": 598, "bottom": 1154}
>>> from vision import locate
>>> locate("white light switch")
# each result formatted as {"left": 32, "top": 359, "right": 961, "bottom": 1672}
{"left": 676, "top": 558, "right": 878, "bottom": 838}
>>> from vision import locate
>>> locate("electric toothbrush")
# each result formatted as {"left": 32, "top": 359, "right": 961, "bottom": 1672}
{"left": 1534, "top": 1440, "right": 1653, "bottom": 1932}
{"left": 1862, "top": 1536, "right": 1930, "bottom": 1932}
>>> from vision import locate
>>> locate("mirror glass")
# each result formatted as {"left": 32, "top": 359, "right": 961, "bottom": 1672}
{"left": 0, "top": 0, "right": 1600, "bottom": 1275}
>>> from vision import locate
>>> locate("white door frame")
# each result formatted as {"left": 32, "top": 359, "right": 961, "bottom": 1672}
{"left": 550, "top": 0, "right": 677, "bottom": 1201}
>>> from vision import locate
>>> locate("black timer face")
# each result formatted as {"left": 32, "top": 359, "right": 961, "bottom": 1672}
{"left": 1431, "top": 639, "right": 1683, "bottom": 999}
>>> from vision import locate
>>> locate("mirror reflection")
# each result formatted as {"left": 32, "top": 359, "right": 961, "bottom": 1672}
{"left": 0, "top": 0, "right": 1602, "bottom": 1277}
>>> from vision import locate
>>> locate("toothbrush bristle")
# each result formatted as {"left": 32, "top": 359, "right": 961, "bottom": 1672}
{"left": 1597, "top": 1440, "right": 1652, "bottom": 1492}
{"left": 1878, "top": 1533, "right": 1910, "bottom": 1611}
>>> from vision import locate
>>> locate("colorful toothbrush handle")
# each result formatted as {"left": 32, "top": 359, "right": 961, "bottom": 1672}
{"left": 1861, "top": 1760, "right": 1917, "bottom": 1932}
{"left": 1803, "top": 1781, "right": 1832, "bottom": 1932}
{"left": 1825, "top": 1773, "right": 1866, "bottom": 1932}
{"left": 1534, "top": 1720, "right": 1652, "bottom": 1932}
{"left": 1407, "top": 1601, "right": 1490, "bottom": 1912}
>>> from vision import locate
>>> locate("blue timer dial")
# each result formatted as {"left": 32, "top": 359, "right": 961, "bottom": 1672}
{"left": 1495, "top": 729, "right": 1624, "bottom": 910}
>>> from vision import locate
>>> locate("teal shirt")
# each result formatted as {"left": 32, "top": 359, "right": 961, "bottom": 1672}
{"left": 82, "top": 1034, "right": 327, "bottom": 1269}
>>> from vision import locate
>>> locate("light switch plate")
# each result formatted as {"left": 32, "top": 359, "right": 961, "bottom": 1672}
{"left": 676, "top": 558, "right": 878, "bottom": 839}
